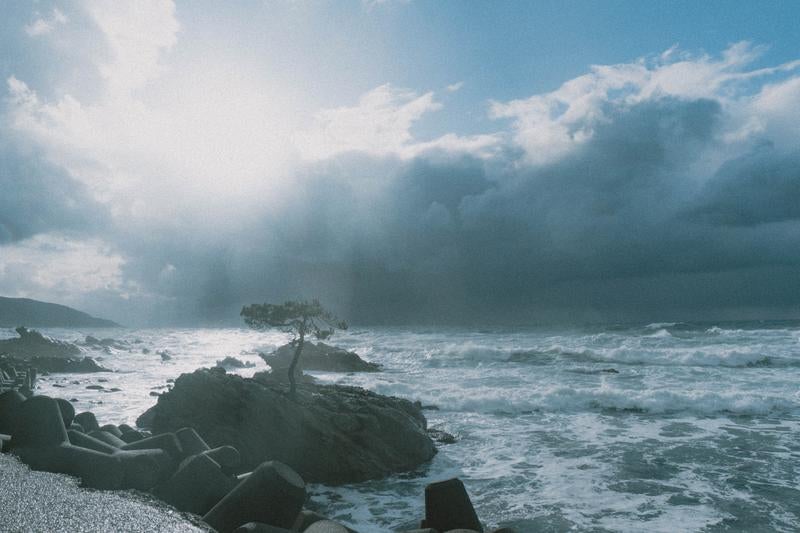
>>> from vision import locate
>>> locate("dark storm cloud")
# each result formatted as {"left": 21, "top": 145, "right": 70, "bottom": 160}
{"left": 121, "top": 95, "right": 800, "bottom": 325}
{"left": 0, "top": 131, "right": 108, "bottom": 243}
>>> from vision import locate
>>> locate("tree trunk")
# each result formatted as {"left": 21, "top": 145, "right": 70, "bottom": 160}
{"left": 288, "top": 332, "right": 304, "bottom": 397}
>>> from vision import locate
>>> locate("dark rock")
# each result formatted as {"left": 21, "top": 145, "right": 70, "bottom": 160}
{"left": 118, "top": 423, "right": 136, "bottom": 433}
{"left": 263, "top": 342, "right": 381, "bottom": 373}
{"left": 155, "top": 453, "right": 235, "bottom": 516}
{"left": 139, "top": 368, "right": 436, "bottom": 483}
{"left": 69, "top": 422, "right": 84, "bottom": 432}
{"left": 422, "top": 478, "right": 483, "bottom": 532}
{"left": 121, "top": 432, "right": 183, "bottom": 461}
{"left": 86, "top": 384, "right": 104, "bottom": 390}
{"left": 0, "top": 327, "right": 81, "bottom": 358}
{"left": 398, "top": 529, "right": 438, "bottom": 533}
{"left": 203, "top": 460, "right": 305, "bottom": 533}
{"left": 1, "top": 354, "right": 110, "bottom": 374}
{"left": 82, "top": 336, "right": 128, "bottom": 350}
{"left": 602, "top": 368, "right": 620, "bottom": 374}
{"left": 428, "top": 427, "right": 457, "bottom": 445}
{"left": 158, "top": 350, "right": 172, "bottom": 361}
{"left": 10, "top": 396, "right": 68, "bottom": 449}
{"left": 74, "top": 412, "right": 99, "bottom": 432}
{"left": 216, "top": 356, "right": 256, "bottom": 369}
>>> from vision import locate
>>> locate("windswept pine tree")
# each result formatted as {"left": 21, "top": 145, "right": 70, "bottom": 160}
{"left": 241, "top": 299, "right": 347, "bottom": 396}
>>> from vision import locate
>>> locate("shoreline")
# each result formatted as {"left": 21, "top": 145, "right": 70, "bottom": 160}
{"left": 0, "top": 453, "right": 208, "bottom": 532}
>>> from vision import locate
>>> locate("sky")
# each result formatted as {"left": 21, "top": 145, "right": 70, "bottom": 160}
{"left": 2, "top": 0, "right": 800, "bottom": 326}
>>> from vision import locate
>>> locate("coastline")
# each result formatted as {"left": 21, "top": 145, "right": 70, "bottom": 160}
{"left": 0, "top": 453, "right": 209, "bottom": 532}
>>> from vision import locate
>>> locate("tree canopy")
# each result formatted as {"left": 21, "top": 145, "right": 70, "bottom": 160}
{"left": 241, "top": 299, "right": 347, "bottom": 395}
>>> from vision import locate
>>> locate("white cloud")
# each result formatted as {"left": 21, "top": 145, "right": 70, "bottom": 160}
{"left": 446, "top": 81, "right": 464, "bottom": 92}
{"left": 297, "top": 83, "right": 500, "bottom": 160}
{"left": 24, "top": 8, "right": 68, "bottom": 37}
{"left": 491, "top": 42, "right": 800, "bottom": 165}
{"left": 0, "top": 234, "right": 133, "bottom": 300}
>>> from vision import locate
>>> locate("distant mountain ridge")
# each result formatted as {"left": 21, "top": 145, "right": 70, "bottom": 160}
{"left": 0, "top": 296, "right": 120, "bottom": 328}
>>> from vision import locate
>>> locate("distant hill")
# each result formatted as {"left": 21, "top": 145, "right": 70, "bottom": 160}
{"left": 0, "top": 296, "right": 121, "bottom": 328}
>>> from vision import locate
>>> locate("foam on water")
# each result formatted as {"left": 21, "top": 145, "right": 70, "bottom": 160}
{"left": 8, "top": 320, "right": 800, "bottom": 532}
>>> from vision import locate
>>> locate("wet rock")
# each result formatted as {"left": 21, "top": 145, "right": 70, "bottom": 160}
{"left": 428, "top": 427, "right": 457, "bottom": 445}
{"left": 175, "top": 427, "right": 210, "bottom": 457}
{"left": 215, "top": 356, "right": 256, "bottom": 369}
{"left": 158, "top": 350, "right": 172, "bottom": 361}
{"left": 88, "top": 430, "right": 127, "bottom": 448}
{"left": 1, "top": 354, "right": 109, "bottom": 374}
{"left": 139, "top": 368, "right": 436, "bottom": 483}
{"left": 82, "top": 336, "right": 128, "bottom": 350}
{"left": 68, "top": 429, "right": 117, "bottom": 454}
{"left": 263, "top": 342, "right": 381, "bottom": 373}
{"left": 86, "top": 385, "right": 104, "bottom": 390}
{"left": 0, "top": 327, "right": 81, "bottom": 359}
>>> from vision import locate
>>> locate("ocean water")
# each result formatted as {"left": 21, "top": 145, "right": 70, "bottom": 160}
{"left": 8, "top": 321, "right": 800, "bottom": 532}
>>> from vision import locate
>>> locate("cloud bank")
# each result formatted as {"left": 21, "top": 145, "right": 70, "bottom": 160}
{"left": 3, "top": 2, "right": 800, "bottom": 325}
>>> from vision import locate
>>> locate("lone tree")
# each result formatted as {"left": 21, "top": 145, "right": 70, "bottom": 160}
{"left": 241, "top": 299, "right": 347, "bottom": 396}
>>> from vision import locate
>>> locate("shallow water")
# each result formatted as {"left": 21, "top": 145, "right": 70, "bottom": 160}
{"left": 10, "top": 320, "right": 800, "bottom": 532}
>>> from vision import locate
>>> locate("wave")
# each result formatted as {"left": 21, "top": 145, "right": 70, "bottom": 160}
{"left": 425, "top": 386, "right": 800, "bottom": 416}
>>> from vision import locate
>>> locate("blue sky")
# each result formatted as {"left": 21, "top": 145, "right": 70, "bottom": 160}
{"left": 2, "top": 1, "right": 800, "bottom": 324}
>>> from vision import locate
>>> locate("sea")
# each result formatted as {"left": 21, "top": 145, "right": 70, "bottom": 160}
{"left": 6, "top": 320, "right": 800, "bottom": 532}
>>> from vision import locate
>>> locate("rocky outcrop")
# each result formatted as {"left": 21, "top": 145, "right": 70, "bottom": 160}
{"left": 0, "top": 327, "right": 82, "bottom": 359}
{"left": 263, "top": 342, "right": 380, "bottom": 373}
{"left": 137, "top": 368, "right": 436, "bottom": 484}
{"left": 216, "top": 356, "right": 256, "bottom": 369}
{"left": 1, "top": 355, "right": 109, "bottom": 374}
{"left": 0, "top": 296, "right": 120, "bottom": 328}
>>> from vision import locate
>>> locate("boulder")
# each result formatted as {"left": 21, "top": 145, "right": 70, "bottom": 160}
{"left": 138, "top": 368, "right": 436, "bottom": 483}
{"left": 422, "top": 479, "right": 483, "bottom": 533}
{"left": 203, "top": 461, "right": 305, "bottom": 533}
{"left": 263, "top": 342, "right": 380, "bottom": 373}
{"left": 215, "top": 356, "right": 256, "bottom": 369}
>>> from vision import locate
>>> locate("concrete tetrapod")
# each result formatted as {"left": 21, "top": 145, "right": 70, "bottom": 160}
{"left": 202, "top": 460, "right": 306, "bottom": 533}
{"left": 422, "top": 478, "right": 483, "bottom": 532}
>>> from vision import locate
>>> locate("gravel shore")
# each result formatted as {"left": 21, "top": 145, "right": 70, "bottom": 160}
{"left": 0, "top": 453, "right": 210, "bottom": 532}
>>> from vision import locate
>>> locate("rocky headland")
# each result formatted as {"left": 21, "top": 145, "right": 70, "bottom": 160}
{"left": 138, "top": 367, "right": 436, "bottom": 484}
{"left": 262, "top": 342, "right": 381, "bottom": 373}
